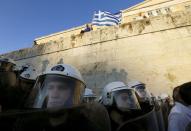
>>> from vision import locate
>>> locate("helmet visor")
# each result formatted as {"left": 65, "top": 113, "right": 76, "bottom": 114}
{"left": 83, "top": 96, "right": 96, "bottom": 103}
{"left": 26, "top": 74, "right": 85, "bottom": 109}
{"left": 113, "top": 88, "right": 141, "bottom": 111}
{"left": 134, "top": 85, "right": 150, "bottom": 99}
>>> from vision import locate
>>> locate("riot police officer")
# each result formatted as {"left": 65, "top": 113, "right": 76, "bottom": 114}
{"left": 83, "top": 88, "right": 97, "bottom": 103}
{"left": 19, "top": 64, "right": 36, "bottom": 90}
{"left": 128, "top": 81, "right": 166, "bottom": 131}
{"left": 17, "top": 64, "right": 37, "bottom": 108}
{"left": 15, "top": 64, "right": 111, "bottom": 131}
{"left": 0, "top": 57, "right": 20, "bottom": 111}
{"left": 0, "top": 57, "right": 22, "bottom": 131}
{"left": 102, "top": 81, "right": 159, "bottom": 131}
{"left": 128, "top": 81, "right": 152, "bottom": 112}
{"left": 101, "top": 81, "right": 142, "bottom": 131}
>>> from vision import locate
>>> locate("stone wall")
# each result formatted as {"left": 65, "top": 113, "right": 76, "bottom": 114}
{"left": 2, "top": 11, "right": 191, "bottom": 96}
{"left": 122, "top": 0, "right": 191, "bottom": 23}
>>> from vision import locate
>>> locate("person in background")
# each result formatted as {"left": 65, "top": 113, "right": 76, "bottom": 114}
{"left": 172, "top": 86, "right": 181, "bottom": 103}
{"left": 80, "top": 24, "right": 93, "bottom": 34}
{"left": 168, "top": 82, "right": 191, "bottom": 131}
{"left": 160, "top": 93, "right": 171, "bottom": 130}
{"left": 83, "top": 88, "right": 97, "bottom": 103}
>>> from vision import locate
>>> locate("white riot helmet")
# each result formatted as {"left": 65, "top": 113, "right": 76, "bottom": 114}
{"left": 26, "top": 64, "right": 86, "bottom": 109}
{"left": 102, "top": 81, "right": 141, "bottom": 111}
{"left": 0, "top": 57, "right": 16, "bottom": 71}
{"left": 128, "top": 81, "right": 151, "bottom": 102}
{"left": 20, "top": 64, "right": 37, "bottom": 82}
{"left": 19, "top": 64, "right": 37, "bottom": 91}
{"left": 83, "top": 88, "right": 97, "bottom": 103}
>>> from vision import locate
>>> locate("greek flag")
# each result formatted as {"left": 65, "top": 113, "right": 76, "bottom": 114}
{"left": 92, "top": 11, "right": 121, "bottom": 26}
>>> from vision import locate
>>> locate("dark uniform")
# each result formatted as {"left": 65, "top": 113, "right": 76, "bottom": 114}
{"left": 13, "top": 103, "right": 111, "bottom": 131}
{"left": 116, "top": 107, "right": 159, "bottom": 131}
{"left": 106, "top": 106, "right": 143, "bottom": 131}
{"left": 12, "top": 64, "right": 111, "bottom": 131}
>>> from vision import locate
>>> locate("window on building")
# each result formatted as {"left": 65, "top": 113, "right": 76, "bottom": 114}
{"left": 147, "top": 11, "right": 153, "bottom": 16}
{"left": 156, "top": 9, "right": 162, "bottom": 15}
{"left": 165, "top": 8, "right": 171, "bottom": 13}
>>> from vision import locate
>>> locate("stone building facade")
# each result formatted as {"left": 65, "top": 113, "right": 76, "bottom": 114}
{"left": 1, "top": 0, "right": 191, "bottom": 96}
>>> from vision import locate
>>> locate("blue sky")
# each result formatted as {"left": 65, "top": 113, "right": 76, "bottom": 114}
{"left": 0, "top": 0, "right": 143, "bottom": 54}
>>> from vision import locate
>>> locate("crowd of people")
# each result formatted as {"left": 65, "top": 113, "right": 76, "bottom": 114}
{"left": 0, "top": 56, "right": 190, "bottom": 131}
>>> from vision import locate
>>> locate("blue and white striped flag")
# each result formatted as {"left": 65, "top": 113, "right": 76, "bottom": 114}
{"left": 92, "top": 11, "right": 121, "bottom": 26}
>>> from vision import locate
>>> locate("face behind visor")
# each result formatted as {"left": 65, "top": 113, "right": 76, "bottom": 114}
{"left": 134, "top": 85, "right": 151, "bottom": 102}
{"left": 102, "top": 84, "right": 141, "bottom": 112}
{"left": 26, "top": 74, "right": 85, "bottom": 110}
{"left": 135, "top": 86, "right": 147, "bottom": 97}
{"left": 83, "top": 88, "right": 96, "bottom": 103}
{"left": 112, "top": 88, "right": 141, "bottom": 112}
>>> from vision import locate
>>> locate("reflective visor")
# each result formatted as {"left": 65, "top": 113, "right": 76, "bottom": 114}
{"left": 134, "top": 86, "right": 150, "bottom": 99}
{"left": 26, "top": 74, "right": 85, "bottom": 109}
{"left": 113, "top": 89, "right": 141, "bottom": 111}
{"left": 83, "top": 96, "right": 96, "bottom": 103}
